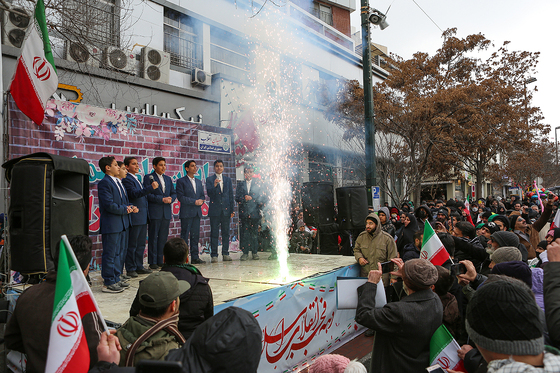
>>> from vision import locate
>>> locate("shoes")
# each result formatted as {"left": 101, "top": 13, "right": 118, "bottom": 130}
{"left": 268, "top": 253, "right": 278, "bottom": 260}
{"left": 211, "top": 257, "right": 218, "bottom": 263}
{"left": 118, "top": 281, "right": 130, "bottom": 288}
{"left": 222, "top": 255, "right": 232, "bottom": 262}
{"left": 252, "top": 253, "right": 260, "bottom": 260}
{"left": 240, "top": 254, "right": 248, "bottom": 261}
{"left": 127, "top": 271, "right": 139, "bottom": 278}
{"left": 157, "top": 263, "right": 164, "bottom": 268}
{"left": 365, "top": 329, "right": 375, "bottom": 337}
{"left": 149, "top": 264, "right": 159, "bottom": 270}
{"left": 121, "top": 274, "right": 131, "bottom": 281}
{"left": 102, "top": 284, "right": 124, "bottom": 293}
{"left": 192, "top": 258, "right": 205, "bottom": 264}
{"left": 136, "top": 268, "right": 152, "bottom": 274}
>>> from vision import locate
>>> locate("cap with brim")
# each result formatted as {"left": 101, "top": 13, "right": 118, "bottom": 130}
{"left": 139, "top": 271, "right": 191, "bottom": 308}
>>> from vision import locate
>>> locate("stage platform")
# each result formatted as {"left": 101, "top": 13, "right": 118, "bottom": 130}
{"left": 92, "top": 252, "right": 357, "bottom": 324}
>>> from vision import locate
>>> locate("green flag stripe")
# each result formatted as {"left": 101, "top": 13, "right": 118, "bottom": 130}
{"left": 51, "top": 240, "right": 74, "bottom": 322}
{"left": 422, "top": 221, "right": 435, "bottom": 245}
{"left": 34, "top": 0, "right": 57, "bottom": 73}
{"left": 429, "top": 325, "right": 453, "bottom": 362}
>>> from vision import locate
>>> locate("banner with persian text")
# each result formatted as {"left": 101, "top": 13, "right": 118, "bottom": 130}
{"left": 214, "top": 264, "right": 364, "bottom": 373}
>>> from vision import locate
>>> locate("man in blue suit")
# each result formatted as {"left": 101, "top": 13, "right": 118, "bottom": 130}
{"left": 177, "top": 160, "right": 205, "bottom": 264}
{"left": 144, "top": 157, "right": 176, "bottom": 269}
{"left": 97, "top": 156, "right": 136, "bottom": 293}
{"left": 236, "top": 166, "right": 263, "bottom": 261}
{"left": 122, "top": 156, "right": 159, "bottom": 277}
{"left": 206, "top": 160, "right": 235, "bottom": 263}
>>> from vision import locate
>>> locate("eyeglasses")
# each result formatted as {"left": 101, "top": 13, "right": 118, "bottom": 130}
{"left": 517, "top": 218, "right": 525, "bottom": 222}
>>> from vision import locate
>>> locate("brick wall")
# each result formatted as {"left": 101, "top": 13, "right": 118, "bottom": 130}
{"left": 332, "top": 6, "right": 351, "bottom": 36}
{"left": 8, "top": 99, "right": 237, "bottom": 267}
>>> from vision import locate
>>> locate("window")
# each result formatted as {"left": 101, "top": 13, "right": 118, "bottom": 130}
{"left": 164, "top": 8, "right": 202, "bottom": 70}
{"left": 312, "top": 2, "right": 333, "bottom": 26}
{"left": 210, "top": 27, "right": 251, "bottom": 81}
{"left": 62, "top": 0, "right": 120, "bottom": 47}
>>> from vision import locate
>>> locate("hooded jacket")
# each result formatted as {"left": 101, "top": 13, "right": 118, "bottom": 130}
{"left": 378, "top": 207, "right": 396, "bottom": 237}
{"left": 414, "top": 205, "right": 433, "bottom": 232}
{"left": 166, "top": 307, "right": 262, "bottom": 373}
{"left": 354, "top": 213, "right": 397, "bottom": 282}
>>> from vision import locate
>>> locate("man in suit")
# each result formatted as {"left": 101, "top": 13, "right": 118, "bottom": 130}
{"left": 97, "top": 156, "right": 137, "bottom": 293}
{"left": 235, "top": 166, "right": 263, "bottom": 261}
{"left": 206, "top": 160, "right": 235, "bottom": 263}
{"left": 144, "top": 157, "right": 176, "bottom": 269}
{"left": 122, "top": 156, "right": 159, "bottom": 277}
{"left": 177, "top": 160, "right": 205, "bottom": 264}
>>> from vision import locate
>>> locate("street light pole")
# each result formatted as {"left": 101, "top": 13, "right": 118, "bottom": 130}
{"left": 361, "top": 0, "right": 376, "bottom": 204}
{"left": 555, "top": 126, "right": 560, "bottom": 166}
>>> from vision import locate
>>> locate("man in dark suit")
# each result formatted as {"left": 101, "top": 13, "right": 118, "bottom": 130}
{"left": 206, "top": 160, "right": 235, "bottom": 263}
{"left": 144, "top": 157, "right": 176, "bottom": 269}
{"left": 177, "top": 160, "right": 205, "bottom": 264}
{"left": 235, "top": 166, "right": 263, "bottom": 261}
{"left": 122, "top": 156, "right": 159, "bottom": 277}
{"left": 97, "top": 156, "right": 136, "bottom": 293}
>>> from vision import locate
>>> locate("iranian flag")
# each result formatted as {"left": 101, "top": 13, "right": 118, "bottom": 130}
{"left": 9, "top": 0, "right": 58, "bottom": 126}
{"left": 45, "top": 236, "right": 106, "bottom": 373}
{"left": 430, "top": 325, "right": 466, "bottom": 372}
{"left": 420, "top": 221, "right": 450, "bottom": 266}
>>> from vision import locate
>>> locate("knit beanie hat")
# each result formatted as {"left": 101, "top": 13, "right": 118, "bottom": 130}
{"left": 491, "top": 261, "right": 533, "bottom": 288}
{"left": 466, "top": 278, "right": 543, "bottom": 355}
{"left": 309, "top": 354, "right": 350, "bottom": 373}
{"left": 491, "top": 231, "right": 520, "bottom": 248}
{"left": 491, "top": 247, "right": 522, "bottom": 265}
{"left": 509, "top": 214, "right": 524, "bottom": 231}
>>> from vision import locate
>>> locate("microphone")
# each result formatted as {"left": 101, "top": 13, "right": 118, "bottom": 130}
{"left": 149, "top": 175, "right": 154, "bottom": 182}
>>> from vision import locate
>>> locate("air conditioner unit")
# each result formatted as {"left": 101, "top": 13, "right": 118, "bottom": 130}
{"left": 2, "top": 8, "right": 30, "bottom": 48}
{"left": 192, "top": 68, "right": 212, "bottom": 87}
{"left": 141, "top": 47, "right": 170, "bottom": 84}
{"left": 104, "top": 46, "right": 136, "bottom": 74}
{"left": 66, "top": 42, "right": 101, "bottom": 67}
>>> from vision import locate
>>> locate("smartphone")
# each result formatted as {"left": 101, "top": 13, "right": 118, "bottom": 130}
{"left": 380, "top": 260, "right": 395, "bottom": 274}
{"left": 136, "top": 361, "right": 183, "bottom": 373}
{"left": 450, "top": 262, "right": 467, "bottom": 276}
{"left": 426, "top": 364, "right": 446, "bottom": 373}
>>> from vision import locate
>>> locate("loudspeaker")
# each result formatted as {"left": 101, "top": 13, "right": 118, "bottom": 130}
{"left": 3, "top": 153, "right": 89, "bottom": 274}
{"left": 336, "top": 186, "right": 369, "bottom": 230}
{"left": 301, "top": 182, "right": 335, "bottom": 227}
{"left": 318, "top": 223, "right": 339, "bottom": 255}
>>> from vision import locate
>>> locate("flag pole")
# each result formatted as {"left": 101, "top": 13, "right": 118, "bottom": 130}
{"left": 61, "top": 235, "right": 110, "bottom": 333}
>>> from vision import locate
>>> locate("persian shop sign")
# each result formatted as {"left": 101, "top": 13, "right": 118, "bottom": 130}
{"left": 198, "top": 130, "right": 231, "bottom": 154}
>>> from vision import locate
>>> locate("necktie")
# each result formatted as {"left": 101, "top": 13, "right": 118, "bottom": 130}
{"left": 118, "top": 181, "right": 128, "bottom": 204}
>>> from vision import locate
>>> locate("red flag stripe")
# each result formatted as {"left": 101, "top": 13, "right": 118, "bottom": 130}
{"left": 10, "top": 59, "right": 45, "bottom": 125}
{"left": 54, "top": 330, "right": 90, "bottom": 373}
{"left": 430, "top": 247, "right": 450, "bottom": 266}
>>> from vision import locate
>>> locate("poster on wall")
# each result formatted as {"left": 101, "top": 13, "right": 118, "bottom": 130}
{"left": 198, "top": 130, "right": 231, "bottom": 154}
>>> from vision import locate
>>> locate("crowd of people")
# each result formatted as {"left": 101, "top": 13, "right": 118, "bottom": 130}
{"left": 354, "top": 192, "right": 560, "bottom": 372}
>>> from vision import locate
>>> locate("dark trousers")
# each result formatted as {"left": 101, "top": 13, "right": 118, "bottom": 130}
{"left": 210, "top": 212, "right": 231, "bottom": 257}
{"left": 181, "top": 216, "right": 201, "bottom": 260}
{"left": 101, "top": 230, "right": 127, "bottom": 286}
{"left": 240, "top": 217, "right": 260, "bottom": 255}
{"left": 148, "top": 219, "right": 170, "bottom": 265}
{"left": 126, "top": 224, "right": 147, "bottom": 271}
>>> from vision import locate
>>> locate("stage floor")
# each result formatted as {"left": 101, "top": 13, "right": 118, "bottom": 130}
{"left": 92, "top": 252, "right": 357, "bottom": 324}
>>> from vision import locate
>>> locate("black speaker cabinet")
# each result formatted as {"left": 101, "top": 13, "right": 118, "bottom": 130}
{"left": 3, "top": 153, "right": 89, "bottom": 274}
{"left": 301, "top": 182, "right": 335, "bottom": 227}
{"left": 336, "top": 186, "right": 369, "bottom": 230}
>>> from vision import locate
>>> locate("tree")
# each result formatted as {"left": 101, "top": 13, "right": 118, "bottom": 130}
{"left": 325, "top": 28, "right": 549, "bottom": 205}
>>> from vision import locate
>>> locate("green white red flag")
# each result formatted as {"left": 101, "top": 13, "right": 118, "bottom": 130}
{"left": 9, "top": 0, "right": 58, "bottom": 125}
{"left": 45, "top": 236, "right": 106, "bottom": 373}
{"left": 430, "top": 325, "right": 466, "bottom": 372}
{"left": 420, "top": 221, "right": 450, "bottom": 266}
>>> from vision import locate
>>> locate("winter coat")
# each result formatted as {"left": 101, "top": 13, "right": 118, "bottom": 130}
{"left": 396, "top": 213, "right": 420, "bottom": 257}
{"left": 166, "top": 307, "right": 262, "bottom": 373}
{"left": 354, "top": 213, "right": 397, "bottom": 283}
{"left": 378, "top": 207, "right": 396, "bottom": 237}
{"left": 402, "top": 242, "right": 420, "bottom": 262}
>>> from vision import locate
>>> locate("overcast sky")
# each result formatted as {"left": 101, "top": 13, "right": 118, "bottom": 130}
{"left": 350, "top": 0, "right": 560, "bottom": 138}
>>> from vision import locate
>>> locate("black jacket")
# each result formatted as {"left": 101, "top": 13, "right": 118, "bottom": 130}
{"left": 130, "top": 265, "right": 214, "bottom": 340}
{"left": 166, "top": 307, "right": 262, "bottom": 373}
